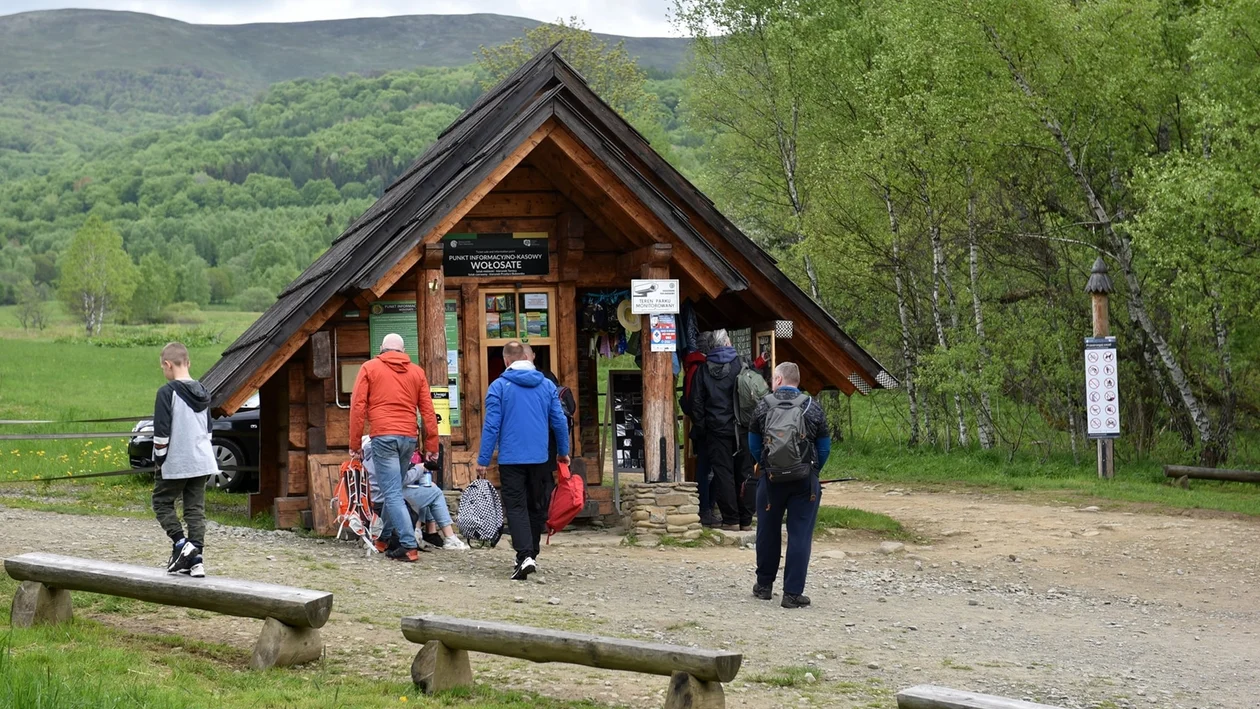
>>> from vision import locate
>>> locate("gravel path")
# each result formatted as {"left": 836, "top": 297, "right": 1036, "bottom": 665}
{"left": 2, "top": 486, "right": 1256, "bottom": 709}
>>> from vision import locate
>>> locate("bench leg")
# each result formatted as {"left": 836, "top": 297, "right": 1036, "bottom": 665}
{"left": 412, "top": 640, "right": 473, "bottom": 694}
{"left": 11, "top": 580, "right": 72, "bottom": 628}
{"left": 664, "top": 671, "right": 725, "bottom": 709}
{"left": 250, "top": 617, "right": 323, "bottom": 670}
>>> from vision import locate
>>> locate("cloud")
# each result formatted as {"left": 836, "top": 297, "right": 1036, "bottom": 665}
{"left": 3, "top": 0, "right": 681, "bottom": 37}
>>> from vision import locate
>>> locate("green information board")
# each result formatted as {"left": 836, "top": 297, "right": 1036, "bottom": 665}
{"left": 444, "top": 299, "right": 461, "bottom": 427}
{"left": 369, "top": 301, "right": 419, "bottom": 360}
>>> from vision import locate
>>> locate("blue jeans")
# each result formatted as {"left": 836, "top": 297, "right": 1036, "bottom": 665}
{"left": 371, "top": 435, "right": 418, "bottom": 549}
{"left": 402, "top": 484, "right": 453, "bottom": 529}
{"left": 755, "top": 474, "right": 821, "bottom": 596}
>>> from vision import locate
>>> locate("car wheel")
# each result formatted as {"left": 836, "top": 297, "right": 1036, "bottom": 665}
{"left": 208, "top": 439, "right": 249, "bottom": 492}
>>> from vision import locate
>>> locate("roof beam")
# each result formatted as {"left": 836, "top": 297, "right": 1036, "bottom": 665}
{"left": 367, "top": 119, "right": 558, "bottom": 299}
{"left": 617, "top": 243, "right": 672, "bottom": 273}
{"left": 541, "top": 128, "right": 729, "bottom": 299}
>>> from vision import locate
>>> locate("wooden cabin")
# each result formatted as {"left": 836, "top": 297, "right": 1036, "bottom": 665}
{"left": 201, "top": 49, "right": 895, "bottom": 530}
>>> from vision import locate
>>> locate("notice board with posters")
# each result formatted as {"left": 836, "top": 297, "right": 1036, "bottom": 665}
{"left": 368, "top": 301, "right": 418, "bottom": 360}
{"left": 606, "top": 370, "right": 645, "bottom": 473}
{"left": 1084, "top": 336, "right": 1120, "bottom": 439}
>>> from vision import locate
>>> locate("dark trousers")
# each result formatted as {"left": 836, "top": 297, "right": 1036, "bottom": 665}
{"left": 705, "top": 432, "right": 753, "bottom": 526}
{"left": 499, "top": 463, "right": 552, "bottom": 563}
{"left": 755, "top": 474, "right": 821, "bottom": 596}
{"left": 695, "top": 449, "right": 712, "bottom": 517}
{"left": 152, "top": 475, "right": 209, "bottom": 547}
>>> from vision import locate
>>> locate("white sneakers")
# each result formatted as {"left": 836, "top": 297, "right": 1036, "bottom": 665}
{"left": 443, "top": 536, "right": 470, "bottom": 550}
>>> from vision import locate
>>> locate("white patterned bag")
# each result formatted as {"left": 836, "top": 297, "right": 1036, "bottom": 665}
{"left": 457, "top": 478, "right": 504, "bottom": 547}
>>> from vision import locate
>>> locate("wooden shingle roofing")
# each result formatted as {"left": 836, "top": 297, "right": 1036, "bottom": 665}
{"left": 203, "top": 47, "right": 895, "bottom": 409}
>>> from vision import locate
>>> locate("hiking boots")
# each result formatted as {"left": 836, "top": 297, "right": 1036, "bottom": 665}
{"left": 752, "top": 583, "right": 773, "bottom": 600}
{"left": 166, "top": 539, "right": 198, "bottom": 574}
{"left": 781, "top": 593, "right": 811, "bottom": 609}
{"left": 442, "top": 536, "right": 470, "bottom": 551}
{"left": 386, "top": 546, "right": 420, "bottom": 562}
{"left": 721, "top": 524, "right": 739, "bottom": 532}
{"left": 740, "top": 524, "right": 754, "bottom": 532}
{"left": 511, "top": 557, "right": 537, "bottom": 580}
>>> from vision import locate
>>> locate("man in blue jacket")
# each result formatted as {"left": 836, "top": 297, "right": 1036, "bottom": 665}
{"left": 478, "top": 340, "right": 571, "bottom": 580}
{"left": 747, "top": 362, "right": 831, "bottom": 608}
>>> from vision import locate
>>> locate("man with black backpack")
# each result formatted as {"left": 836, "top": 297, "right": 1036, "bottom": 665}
{"left": 747, "top": 362, "right": 831, "bottom": 609}
{"left": 690, "top": 329, "right": 754, "bottom": 531}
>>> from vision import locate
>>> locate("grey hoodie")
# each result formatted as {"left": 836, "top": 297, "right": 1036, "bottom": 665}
{"left": 153, "top": 379, "right": 218, "bottom": 480}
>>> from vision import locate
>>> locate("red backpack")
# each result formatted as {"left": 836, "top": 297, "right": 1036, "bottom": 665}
{"left": 545, "top": 461, "right": 586, "bottom": 543}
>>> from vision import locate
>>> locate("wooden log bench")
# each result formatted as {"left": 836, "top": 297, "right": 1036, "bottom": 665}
{"left": 5, "top": 552, "right": 333, "bottom": 670}
{"left": 1164, "top": 464, "right": 1260, "bottom": 489}
{"left": 896, "top": 685, "right": 1066, "bottom": 709}
{"left": 400, "top": 614, "right": 742, "bottom": 709}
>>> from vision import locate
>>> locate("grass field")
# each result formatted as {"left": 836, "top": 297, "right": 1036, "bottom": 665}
{"left": 0, "top": 576, "right": 605, "bottom": 709}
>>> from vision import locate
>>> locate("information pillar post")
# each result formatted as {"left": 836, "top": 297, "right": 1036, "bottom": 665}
{"left": 1084, "top": 257, "right": 1116, "bottom": 480}
{"left": 639, "top": 259, "right": 676, "bottom": 483}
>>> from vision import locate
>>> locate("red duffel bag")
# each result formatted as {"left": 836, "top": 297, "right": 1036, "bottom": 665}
{"left": 545, "top": 461, "right": 586, "bottom": 543}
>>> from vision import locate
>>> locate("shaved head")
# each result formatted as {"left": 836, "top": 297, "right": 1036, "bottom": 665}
{"left": 502, "top": 341, "right": 525, "bottom": 364}
{"left": 773, "top": 362, "right": 801, "bottom": 389}
{"left": 380, "top": 333, "right": 405, "bottom": 353}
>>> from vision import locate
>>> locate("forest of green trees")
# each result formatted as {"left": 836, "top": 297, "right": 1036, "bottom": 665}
{"left": 3, "top": 2, "right": 1258, "bottom": 469}
{"left": 675, "top": 0, "right": 1259, "bottom": 466}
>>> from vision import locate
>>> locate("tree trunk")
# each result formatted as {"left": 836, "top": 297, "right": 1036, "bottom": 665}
{"left": 883, "top": 187, "right": 921, "bottom": 446}
{"left": 1205, "top": 288, "right": 1236, "bottom": 467}
{"left": 803, "top": 253, "right": 820, "bottom": 301}
{"left": 923, "top": 183, "right": 968, "bottom": 448}
{"left": 985, "top": 23, "right": 1213, "bottom": 455}
{"left": 966, "top": 180, "right": 995, "bottom": 449}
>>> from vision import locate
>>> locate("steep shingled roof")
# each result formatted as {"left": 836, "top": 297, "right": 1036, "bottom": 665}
{"left": 202, "top": 47, "right": 895, "bottom": 409}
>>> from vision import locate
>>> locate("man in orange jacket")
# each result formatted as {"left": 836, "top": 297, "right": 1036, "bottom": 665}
{"left": 350, "top": 333, "right": 439, "bottom": 562}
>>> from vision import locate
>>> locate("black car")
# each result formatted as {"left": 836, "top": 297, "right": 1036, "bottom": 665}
{"left": 129, "top": 392, "right": 261, "bottom": 492}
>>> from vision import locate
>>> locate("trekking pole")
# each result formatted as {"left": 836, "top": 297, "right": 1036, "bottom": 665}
{"left": 819, "top": 477, "right": 857, "bottom": 485}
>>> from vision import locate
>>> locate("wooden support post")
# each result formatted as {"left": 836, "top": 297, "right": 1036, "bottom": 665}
{"left": 664, "top": 671, "right": 726, "bottom": 709}
{"left": 1085, "top": 257, "right": 1115, "bottom": 480}
{"left": 418, "top": 244, "right": 449, "bottom": 474}
{"left": 10, "top": 580, "right": 72, "bottom": 627}
{"left": 251, "top": 370, "right": 286, "bottom": 518}
{"left": 411, "top": 640, "right": 474, "bottom": 694}
{"left": 250, "top": 617, "right": 324, "bottom": 670}
{"left": 640, "top": 251, "right": 676, "bottom": 482}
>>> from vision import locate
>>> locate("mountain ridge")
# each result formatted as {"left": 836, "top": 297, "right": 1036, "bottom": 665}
{"left": 0, "top": 9, "right": 691, "bottom": 84}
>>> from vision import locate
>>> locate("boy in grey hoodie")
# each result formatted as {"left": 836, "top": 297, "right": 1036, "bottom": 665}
{"left": 151, "top": 342, "right": 218, "bottom": 577}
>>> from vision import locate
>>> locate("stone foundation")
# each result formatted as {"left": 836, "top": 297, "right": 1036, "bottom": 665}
{"left": 622, "top": 482, "right": 703, "bottom": 540}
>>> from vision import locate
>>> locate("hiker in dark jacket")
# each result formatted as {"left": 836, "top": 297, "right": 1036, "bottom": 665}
{"left": 152, "top": 341, "right": 217, "bottom": 578}
{"left": 681, "top": 331, "right": 717, "bottom": 526}
{"left": 690, "top": 329, "right": 753, "bottom": 530}
{"left": 748, "top": 362, "right": 831, "bottom": 609}
{"left": 478, "top": 340, "right": 571, "bottom": 580}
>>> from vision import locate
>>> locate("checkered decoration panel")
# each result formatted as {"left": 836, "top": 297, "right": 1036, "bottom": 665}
{"left": 775, "top": 320, "right": 794, "bottom": 339}
{"left": 848, "top": 373, "right": 873, "bottom": 395}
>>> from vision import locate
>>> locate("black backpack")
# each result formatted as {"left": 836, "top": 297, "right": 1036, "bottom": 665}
{"left": 762, "top": 394, "right": 815, "bottom": 483}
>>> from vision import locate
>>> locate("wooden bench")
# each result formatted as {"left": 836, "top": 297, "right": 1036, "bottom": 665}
{"left": 897, "top": 685, "right": 1066, "bottom": 709}
{"left": 401, "top": 614, "right": 742, "bottom": 708}
{"left": 1164, "top": 464, "right": 1260, "bottom": 488}
{"left": 5, "top": 552, "right": 333, "bottom": 670}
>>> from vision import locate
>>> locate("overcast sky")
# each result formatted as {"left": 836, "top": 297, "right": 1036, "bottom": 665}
{"left": 3, "top": 1, "right": 681, "bottom": 36}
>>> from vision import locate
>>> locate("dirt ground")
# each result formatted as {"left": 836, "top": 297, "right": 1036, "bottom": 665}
{"left": 3, "top": 485, "right": 1258, "bottom": 709}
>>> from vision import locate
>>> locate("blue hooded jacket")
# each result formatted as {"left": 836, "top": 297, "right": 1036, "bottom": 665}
{"left": 478, "top": 365, "right": 571, "bottom": 466}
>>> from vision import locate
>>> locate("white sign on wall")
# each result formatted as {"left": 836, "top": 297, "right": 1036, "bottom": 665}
{"left": 630, "top": 279, "right": 680, "bottom": 314}
{"left": 1084, "top": 336, "right": 1120, "bottom": 439}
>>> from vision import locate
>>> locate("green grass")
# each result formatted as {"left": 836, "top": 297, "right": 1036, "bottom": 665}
{"left": 814, "top": 506, "right": 916, "bottom": 541}
{"left": 747, "top": 665, "right": 822, "bottom": 687}
{"left": 828, "top": 443, "right": 1260, "bottom": 517}
{"left": 0, "top": 579, "right": 612, "bottom": 709}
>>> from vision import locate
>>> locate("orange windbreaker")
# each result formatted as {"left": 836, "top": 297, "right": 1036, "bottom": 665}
{"left": 348, "top": 351, "right": 439, "bottom": 454}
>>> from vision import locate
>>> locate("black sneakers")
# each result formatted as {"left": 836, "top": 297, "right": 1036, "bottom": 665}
{"left": 781, "top": 593, "right": 811, "bottom": 609}
{"left": 511, "top": 557, "right": 537, "bottom": 581}
{"left": 752, "top": 584, "right": 773, "bottom": 600}
{"left": 386, "top": 546, "right": 421, "bottom": 562}
{"left": 166, "top": 539, "right": 198, "bottom": 574}
{"left": 422, "top": 532, "right": 445, "bottom": 548}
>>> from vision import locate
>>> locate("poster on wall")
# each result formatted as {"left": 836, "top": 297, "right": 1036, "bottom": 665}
{"left": 431, "top": 387, "right": 451, "bottom": 436}
{"left": 369, "top": 301, "right": 418, "bottom": 361}
{"left": 649, "top": 314, "right": 677, "bottom": 352}
{"left": 444, "top": 299, "right": 461, "bottom": 427}
{"left": 1084, "top": 336, "right": 1120, "bottom": 439}
{"left": 442, "top": 233, "right": 549, "bottom": 277}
